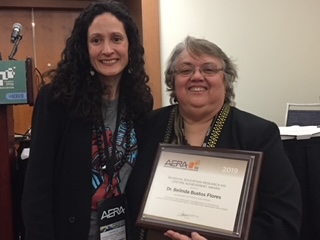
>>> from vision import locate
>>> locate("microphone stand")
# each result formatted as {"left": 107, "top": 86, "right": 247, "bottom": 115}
{"left": 8, "top": 35, "right": 23, "bottom": 60}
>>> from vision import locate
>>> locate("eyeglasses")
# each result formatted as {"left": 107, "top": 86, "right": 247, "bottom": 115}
{"left": 175, "top": 65, "right": 223, "bottom": 77}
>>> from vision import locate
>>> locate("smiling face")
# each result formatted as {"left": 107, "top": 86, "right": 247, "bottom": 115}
{"left": 174, "top": 49, "right": 226, "bottom": 113}
{"left": 88, "top": 12, "right": 129, "bottom": 85}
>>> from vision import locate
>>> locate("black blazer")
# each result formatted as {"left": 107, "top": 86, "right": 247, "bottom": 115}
{"left": 22, "top": 84, "right": 147, "bottom": 240}
{"left": 126, "top": 105, "right": 302, "bottom": 240}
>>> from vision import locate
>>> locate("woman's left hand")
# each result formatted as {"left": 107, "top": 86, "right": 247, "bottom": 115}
{"left": 164, "top": 230, "right": 207, "bottom": 240}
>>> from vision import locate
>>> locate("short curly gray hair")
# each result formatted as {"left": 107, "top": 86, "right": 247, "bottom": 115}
{"left": 164, "top": 36, "right": 238, "bottom": 106}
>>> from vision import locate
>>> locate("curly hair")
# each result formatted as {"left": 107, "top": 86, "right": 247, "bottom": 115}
{"left": 46, "top": 0, "right": 152, "bottom": 122}
{"left": 164, "top": 36, "right": 238, "bottom": 106}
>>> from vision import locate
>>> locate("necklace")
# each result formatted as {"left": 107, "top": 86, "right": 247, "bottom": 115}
{"left": 206, "top": 104, "right": 230, "bottom": 147}
{"left": 164, "top": 104, "right": 230, "bottom": 147}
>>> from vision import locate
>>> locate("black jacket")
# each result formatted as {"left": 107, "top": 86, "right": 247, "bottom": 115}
{"left": 126, "top": 104, "right": 302, "bottom": 240}
{"left": 22, "top": 84, "right": 148, "bottom": 240}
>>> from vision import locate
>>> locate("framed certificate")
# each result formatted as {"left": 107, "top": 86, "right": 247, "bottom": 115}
{"left": 136, "top": 144, "right": 263, "bottom": 240}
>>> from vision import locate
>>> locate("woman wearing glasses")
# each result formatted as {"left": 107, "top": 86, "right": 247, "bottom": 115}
{"left": 126, "top": 36, "right": 302, "bottom": 240}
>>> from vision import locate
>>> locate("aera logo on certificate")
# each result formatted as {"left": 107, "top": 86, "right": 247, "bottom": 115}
{"left": 164, "top": 159, "right": 200, "bottom": 171}
{"left": 137, "top": 144, "right": 263, "bottom": 240}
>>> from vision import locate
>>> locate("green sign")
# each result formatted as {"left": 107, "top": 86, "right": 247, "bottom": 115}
{"left": 0, "top": 60, "right": 28, "bottom": 104}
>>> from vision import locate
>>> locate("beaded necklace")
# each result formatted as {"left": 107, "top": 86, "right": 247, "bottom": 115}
{"left": 164, "top": 104, "right": 230, "bottom": 147}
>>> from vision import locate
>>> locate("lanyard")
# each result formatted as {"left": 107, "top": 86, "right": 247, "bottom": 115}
{"left": 99, "top": 103, "right": 122, "bottom": 190}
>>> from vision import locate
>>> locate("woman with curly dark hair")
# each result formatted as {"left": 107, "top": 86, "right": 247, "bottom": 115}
{"left": 21, "top": 1, "right": 153, "bottom": 240}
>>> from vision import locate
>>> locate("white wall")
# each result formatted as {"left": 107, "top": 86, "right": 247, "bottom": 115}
{"left": 159, "top": 0, "right": 320, "bottom": 126}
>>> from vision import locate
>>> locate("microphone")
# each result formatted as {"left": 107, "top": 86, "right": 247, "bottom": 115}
{"left": 11, "top": 23, "right": 23, "bottom": 43}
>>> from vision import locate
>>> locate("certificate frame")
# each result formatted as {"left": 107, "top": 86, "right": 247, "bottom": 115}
{"left": 136, "top": 144, "right": 263, "bottom": 240}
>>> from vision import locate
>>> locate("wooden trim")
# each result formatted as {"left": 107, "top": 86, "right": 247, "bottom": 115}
{"left": 0, "top": 0, "right": 92, "bottom": 10}
{"left": 141, "top": 0, "right": 162, "bottom": 109}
